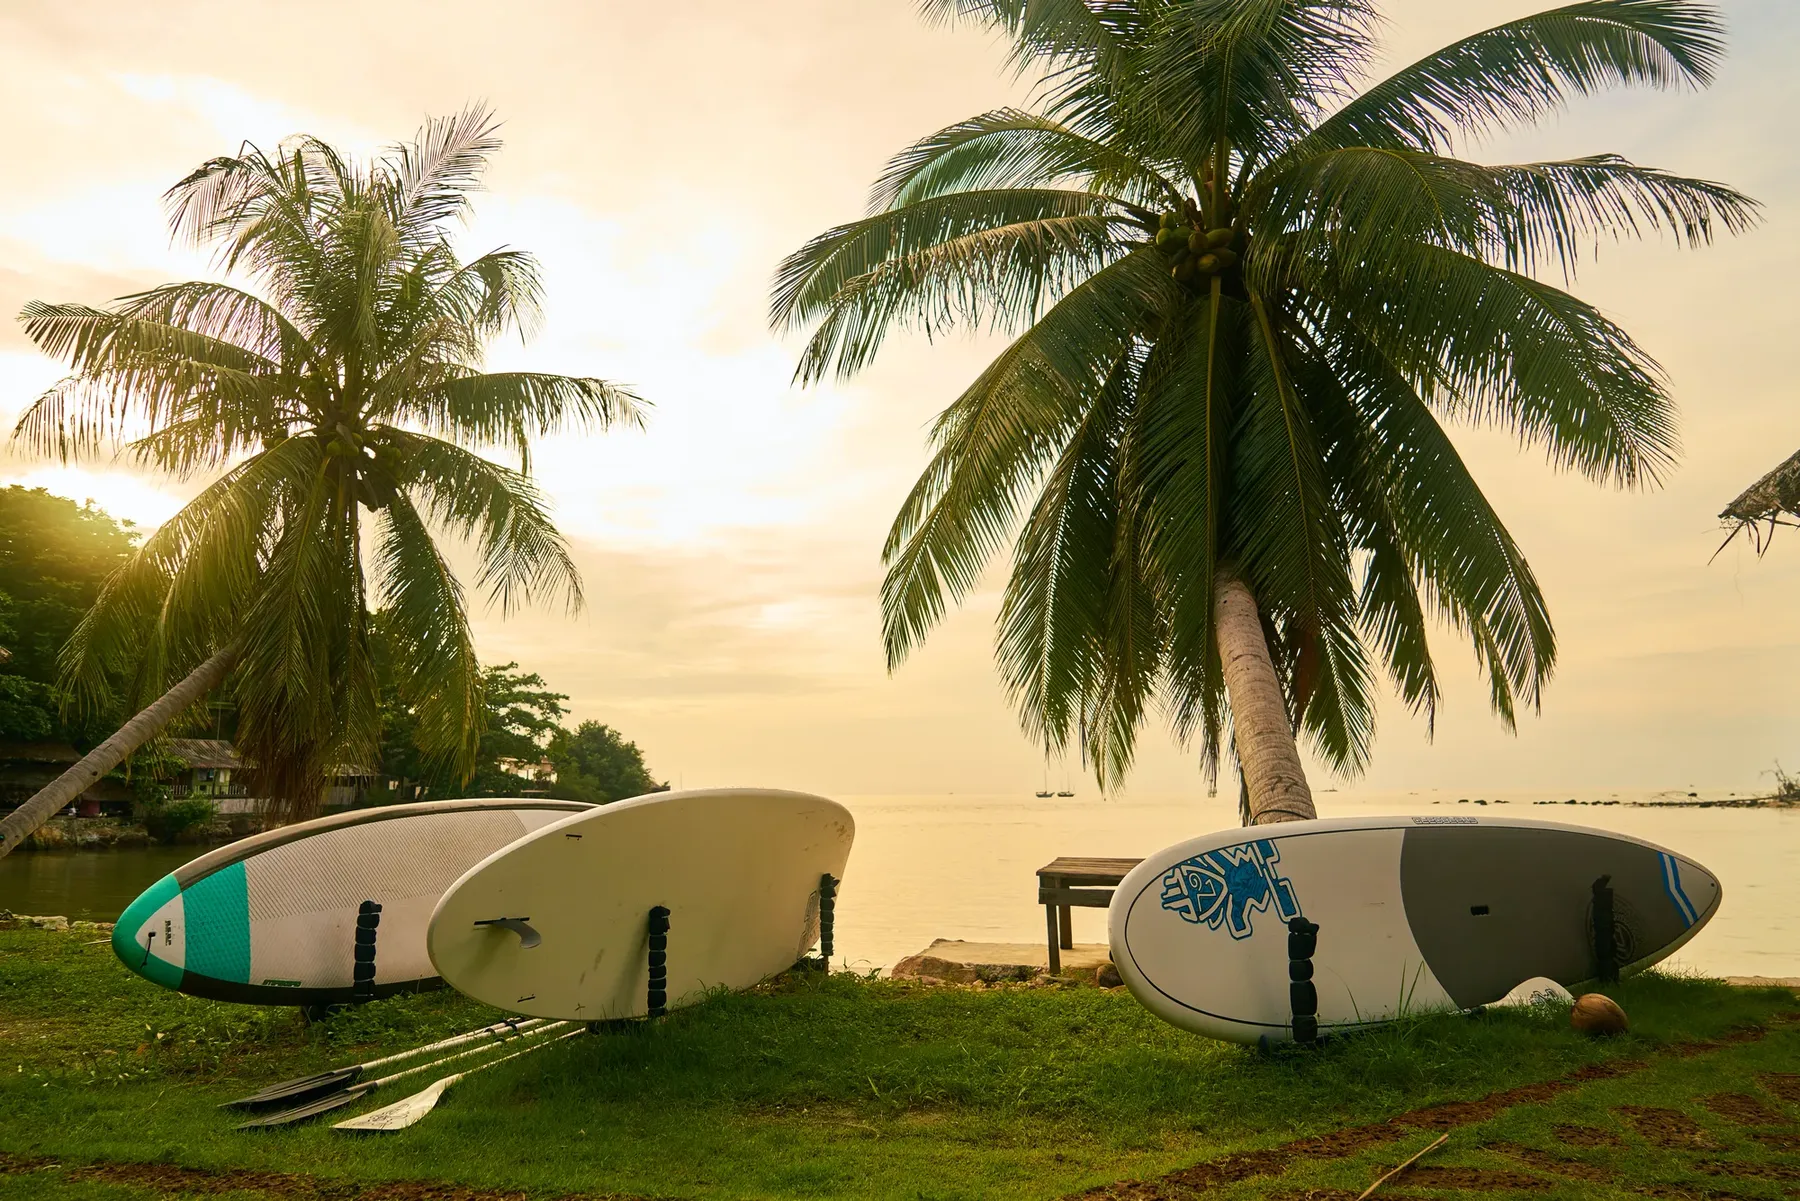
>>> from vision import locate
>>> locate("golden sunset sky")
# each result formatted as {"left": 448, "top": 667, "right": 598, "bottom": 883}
{"left": 2, "top": 1, "right": 1796, "bottom": 797}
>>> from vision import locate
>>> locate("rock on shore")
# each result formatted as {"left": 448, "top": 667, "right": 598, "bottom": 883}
{"left": 891, "top": 939, "right": 1120, "bottom": 986}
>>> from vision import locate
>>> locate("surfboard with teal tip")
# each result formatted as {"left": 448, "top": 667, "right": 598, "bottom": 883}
{"left": 1108, "top": 815, "right": 1720, "bottom": 1045}
{"left": 113, "top": 798, "right": 590, "bottom": 1006}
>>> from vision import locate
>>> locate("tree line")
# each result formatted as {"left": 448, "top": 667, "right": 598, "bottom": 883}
{"left": 0, "top": 485, "right": 658, "bottom": 809}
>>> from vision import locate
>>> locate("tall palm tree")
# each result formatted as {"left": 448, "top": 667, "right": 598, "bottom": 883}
{"left": 0, "top": 108, "right": 639, "bottom": 858}
{"left": 773, "top": 0, "right": 1754, "bottom": 823}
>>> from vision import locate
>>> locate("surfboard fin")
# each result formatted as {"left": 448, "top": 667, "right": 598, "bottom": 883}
{"left": 473, "top": 917, "right": 541, "bottom": 950}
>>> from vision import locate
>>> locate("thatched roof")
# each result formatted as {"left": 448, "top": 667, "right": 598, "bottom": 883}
{"left": 1722, "top": 448, "right": 1800, "bottom": 523}
{"left": 1719, "top": 447, "right": 1800, "bottom": 554}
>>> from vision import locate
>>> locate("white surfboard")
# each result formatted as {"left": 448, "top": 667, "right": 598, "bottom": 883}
{"left": 427, "top": 788, "right": 854, "bottom": 1021}
{"left": 1109, "top": 815, "right": 1720, "bottom": 1045}
{"left": 113, "top": 799, "right": 590, "bottom": 1005}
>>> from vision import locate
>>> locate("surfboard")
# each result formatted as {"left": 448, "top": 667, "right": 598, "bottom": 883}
{"left": 112, "top": 799, "right": 590, "bottom": 1005}
{"left": 427, "top": 788, "right": 854, "bottom": 1021}
{"left": 1108, "top": 815, "right": 1720, "bottom": 1045}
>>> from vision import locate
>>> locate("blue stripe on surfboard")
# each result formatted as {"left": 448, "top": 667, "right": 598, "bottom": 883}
{"left": 1659, "top": 853, "right": 1698, "bottom": 928}
{"left": 182, "top": 861, "right": 252, "bottom": 983}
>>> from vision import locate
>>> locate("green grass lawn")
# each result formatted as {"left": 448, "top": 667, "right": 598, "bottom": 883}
{"left": 1, "top": 927, "right": 1796, "bottom": 1200}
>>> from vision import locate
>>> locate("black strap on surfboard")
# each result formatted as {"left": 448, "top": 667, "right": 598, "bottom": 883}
{"left": 647, "top": 906, "right": 670, "bottom": 1018}
{"left": 1287, "top": 916, "right": 1320, "bottom": 1045}
{"left": 352, "top": 901, "right": 382, "bottom": 1004}
{"left": 1591, "top": 875, "right": 1619, "bottom": 983}
{"left": 818, "top": 874, "right": 837, "bottom": 969}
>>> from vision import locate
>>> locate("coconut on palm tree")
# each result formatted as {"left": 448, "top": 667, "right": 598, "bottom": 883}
{"left": 0, "top": 108, "right": 639, "bottom": 858}
{"left": 773, "top": 0, "right": 1755, "bottom": 822}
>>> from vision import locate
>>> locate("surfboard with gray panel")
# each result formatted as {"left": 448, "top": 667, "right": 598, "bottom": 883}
{"left": 112, "top": 798, "right": 590, "bottom": 1006}
{"left": 1108, "top": 815, "right": 1719, "bottom": 1044}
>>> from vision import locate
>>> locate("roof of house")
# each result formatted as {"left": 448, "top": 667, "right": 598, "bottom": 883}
{"left": 164, "top": 738, "right": 244, "bottom": 770}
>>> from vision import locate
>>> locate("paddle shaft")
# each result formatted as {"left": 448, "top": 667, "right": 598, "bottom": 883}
{"left": 357, "top": 1017, "right": 550, "bottom": 1073}
{"left": 367, "top": 1021, "right": 574, "bottom": 1089}
{"left": 335, "top": 1028, "right": 585, "bottom": 1132}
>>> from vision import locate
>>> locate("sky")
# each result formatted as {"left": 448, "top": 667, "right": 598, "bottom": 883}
{"left": 2, "top": 1, "right": 1797, "bottom": 798}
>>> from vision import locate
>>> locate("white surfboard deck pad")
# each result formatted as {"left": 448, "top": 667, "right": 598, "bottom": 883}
{"left": 1109, "top": 815, "right": 1720, "bottom": 1045}
{"left": 427, "top": 788, "right": 855, "bottom": 1021}
{"left": 113, "top": 799, "right": 590, "bottom": 1005}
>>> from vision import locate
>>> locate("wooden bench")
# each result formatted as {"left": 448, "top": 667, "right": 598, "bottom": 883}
{"left": 1036, "top": 856, "right": 1143, "bottom": 974}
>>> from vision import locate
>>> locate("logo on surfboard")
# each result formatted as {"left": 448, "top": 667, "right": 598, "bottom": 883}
{"left": 1158, "top": 840, "right": 1300, "bottom": 939}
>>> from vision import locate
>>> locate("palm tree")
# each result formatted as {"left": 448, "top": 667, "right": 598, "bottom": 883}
{"left": 0, "top": 108, "right": 639, "bottom": 859}
{"left": 772, "top": 0, "right": 1754, "bottom": 823}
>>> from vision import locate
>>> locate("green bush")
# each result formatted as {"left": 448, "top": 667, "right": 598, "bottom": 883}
{"left": 140, "top": 797, "right": 217, "bottom": 843}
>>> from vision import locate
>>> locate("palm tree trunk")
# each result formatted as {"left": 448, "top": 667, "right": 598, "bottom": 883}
{"left": 1215, "top": 575, "right": 1316, "bottom": 825}
{"left": 0, "top": 645, "right": 238, "bottom": 861}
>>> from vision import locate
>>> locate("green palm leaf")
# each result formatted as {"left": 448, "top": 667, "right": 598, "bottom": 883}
{"left": 784, "top": 0, "right": 1751, "bottom": 818}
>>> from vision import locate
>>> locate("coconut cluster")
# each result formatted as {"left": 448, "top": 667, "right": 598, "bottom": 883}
{"left": 1153, "top": 212, "right": 1240, "bottom": 284}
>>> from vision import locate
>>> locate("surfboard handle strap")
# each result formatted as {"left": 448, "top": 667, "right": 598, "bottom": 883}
{"left": 818, "top": 874, "right": 837, "bottom": 968}
{"left": 352, "top": 902, "right": 382, "bottom": 1004}
{"left": 647, "top": 906, "right": 671, "bottom": 1018}
{"left": 1591, "top": 875, "right": 1619, "bottom": 983}
{"left": 1287, "top": 917, "right": 1320, "bottom": 1045}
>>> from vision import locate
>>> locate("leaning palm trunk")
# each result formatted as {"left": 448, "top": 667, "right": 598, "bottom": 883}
{"left": 1216, "top": 577, "right": 1315, "bottom": 825}
{"left": 0, "top": 645, "right": 236, "bottom": 861}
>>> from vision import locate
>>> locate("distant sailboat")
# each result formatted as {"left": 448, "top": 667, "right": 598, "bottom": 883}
{"left": 1035, "top": 764, "right": 1054, "bottom": 798}
{"left": 1056, "top": 765, "right": 1074, "bottom": 798}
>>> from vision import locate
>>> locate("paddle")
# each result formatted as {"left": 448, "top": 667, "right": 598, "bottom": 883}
{"left": 234, "top": 1021, "right": 570, "bottom": 1128}
{"left": 333, "top": 1027, "right": 585, "bottom": 1132}
{"left": 222, "top": 1016, "right": 548, "bottom": 1111}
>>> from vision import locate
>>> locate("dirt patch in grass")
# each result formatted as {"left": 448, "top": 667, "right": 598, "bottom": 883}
{"left": 1615, "top": 1106, "right": 1724, "bottom": 1149}
{"left": 1488, "top": 1141, "right": 1613, "bottom": 1181}
{"left": 1703, "top": 1092, "right": 1791, "bottom": 1126}
{"left": 1551, "top": 1123, "right": 1624, "bottom": 1148}
{"left": 1067, "top": 1025, "right": 1794, "bottom": 1201}
{"left": 1385, "top": 1164, "right": 1551, "bottom": 1190}
{"left": 1068, "top": 1057, "right": 1669, "bottom": 1198}
{"left": 0, "top": 1152, "right": 650, "bottom": 1201}
{"left": 1758, "top": 1072, "right": 1800, "bottom": 1105}
{"left": 1696, "top": 1160, "right": 1800, "bottom": 1181}
{"left": 1750, "top": 1130, "right": 1800, "bottom": 1150}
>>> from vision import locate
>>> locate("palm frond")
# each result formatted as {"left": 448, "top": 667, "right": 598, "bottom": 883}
{"left": 1312, "top": 240, "right": 1678, "bottom": 487}
{"left": 375, "top": 428, "right": 582, "bottom": 616}
{"left": 773, "top": 189, "right": 1135, "bottom": 382}
{"left": 387, "top": 104, "right": 503, "bottom": 244}
{"left": 1304, "top": 0, "right": 1725, "bottom": 155}
{"left": 371, "top": 495, "right": 483, "bottom": 780}
{"left": 880, "top": 253, "right": 1170, "bottom": 666}
{"left": 870, "top": 108, "right": 1182, "bottom": 212}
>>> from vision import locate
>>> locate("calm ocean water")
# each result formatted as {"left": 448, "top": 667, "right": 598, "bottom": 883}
{"left": 4, "top": 787, "right": 1794, "bottom": 979}
{"left": 830, "top": 788, "right": 1800, "bottom": 979}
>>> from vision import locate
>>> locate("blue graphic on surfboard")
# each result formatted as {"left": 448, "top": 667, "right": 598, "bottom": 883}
{"left": 1158, "top": 840, "right": 1300, "bottom": 939}
{"left": 1110, "top": 816, "right": 1722, "bottom": 1045}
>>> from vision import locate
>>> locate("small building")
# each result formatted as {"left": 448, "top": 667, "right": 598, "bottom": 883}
{"left": 163, "top": 739, "right": 256, "bottom": 811}
{"left": 0, "top": 740, "right": 132, "bottom": 818}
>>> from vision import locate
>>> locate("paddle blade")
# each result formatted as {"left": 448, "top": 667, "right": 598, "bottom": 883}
{"left": 220, "top": 1067, "right": 363, "bottom": 1111}
{"left": 235, "top": 1082, "right": 375, "bottom": 1130}
{"left": 332, "top": 1075, "right": 458, "bottom": 1133}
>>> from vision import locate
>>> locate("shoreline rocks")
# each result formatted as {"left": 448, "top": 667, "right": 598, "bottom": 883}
{"left": 0, "top": 911, "right": 114, "bottom": 933}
